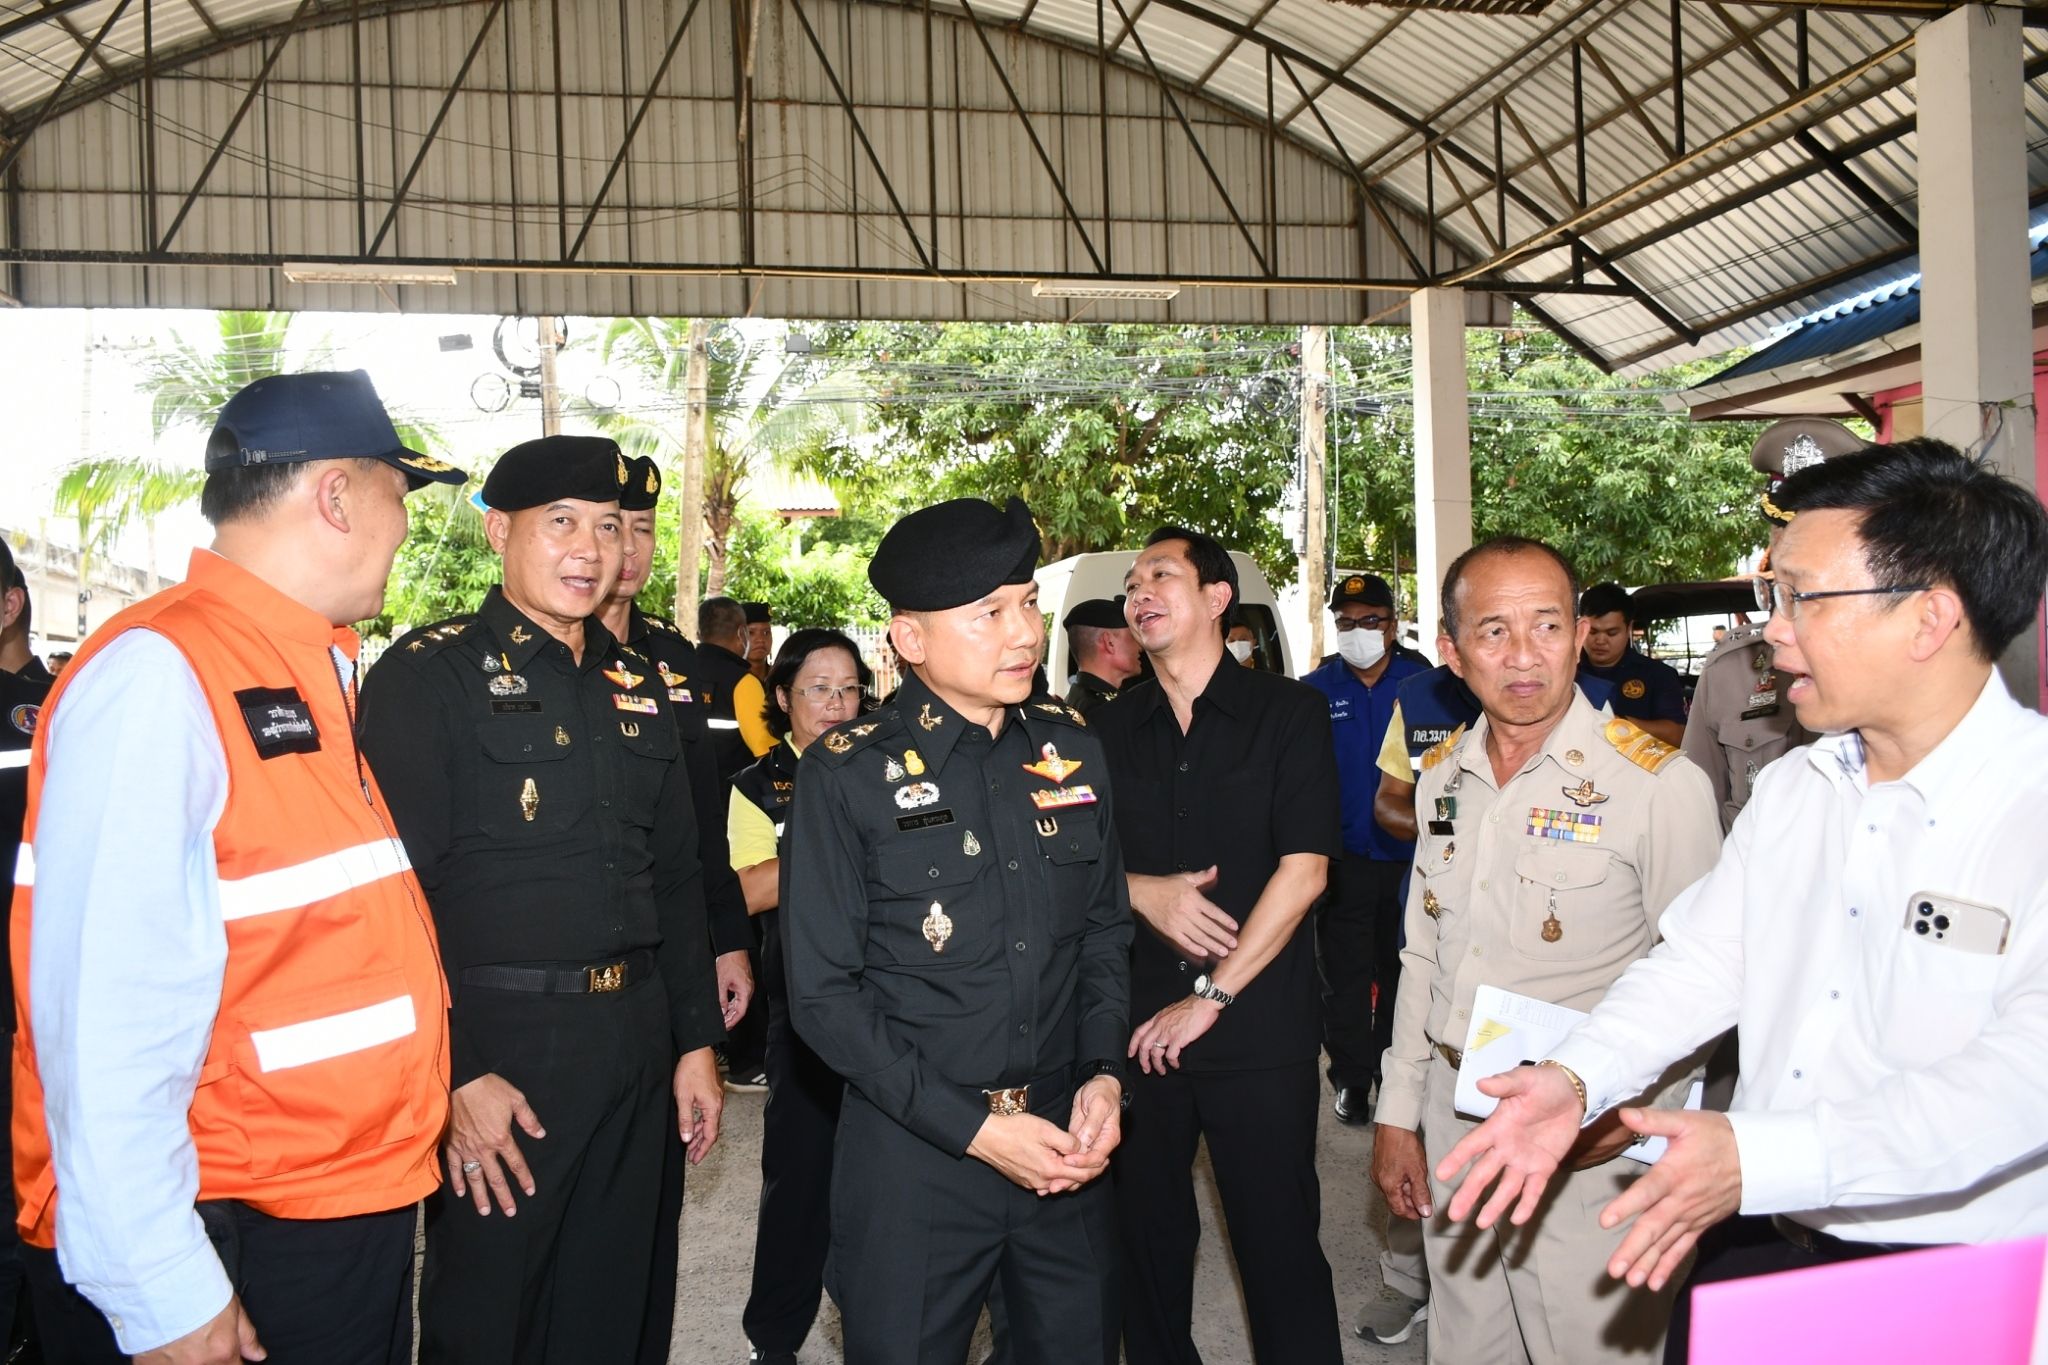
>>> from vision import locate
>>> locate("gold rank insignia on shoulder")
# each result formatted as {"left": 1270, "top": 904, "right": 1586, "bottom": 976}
{"left": 1603, "top": 717, "right": 1680, "bottom": 774}
{"left": 1034, "top": 702, "right": 1067, "bottom": 717}
{"left": 442, "top": 622, "right": 467, "bottom": 636}
{"left": 406, "top": 640, "right": 424, "bottom": 652}
{"left": 918, "top": 704, "right": 942, "bottom": 732}
{"left": 508, "top": 625, "right": 534, "bottom": 645}
{"left": 1420, "top": 724, "right": 1466, "bottom": 772}
{"left": 1561, "top": 779, "right": 1608, "bottom": 809}
{"left": 848, "top": 722, "right": 879, "bottom": 738}
{"left": 823, "top": 731, "right": 853, "bottom": 754}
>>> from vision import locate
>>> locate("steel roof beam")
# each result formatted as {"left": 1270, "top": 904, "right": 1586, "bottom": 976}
{"left": 565, "top": 0, "right": 705, "bottom": 262}
{"left": 0, "top": 0, "right": 134, "bottom": 183}
{"left": 366, "top": 0, "right": 504, "bottom": 257}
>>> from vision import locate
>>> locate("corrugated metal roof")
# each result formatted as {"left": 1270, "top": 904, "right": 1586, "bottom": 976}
{"left": 0, "top": 0, "right": 2040, "bottom": 365}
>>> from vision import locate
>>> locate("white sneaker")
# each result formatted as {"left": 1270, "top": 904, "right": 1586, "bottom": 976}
{"left": 1355, "top": 1290, "right": 1428, "bottom": 1345}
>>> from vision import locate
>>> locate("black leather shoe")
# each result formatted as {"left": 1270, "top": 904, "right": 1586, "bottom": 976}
{"left": 1332, "top": 1085, "right": 1372, "bottom": 1126}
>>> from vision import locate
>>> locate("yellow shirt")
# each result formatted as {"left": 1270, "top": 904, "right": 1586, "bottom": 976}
{"left": 727, "top": 789, "right": 780, "bottom": 871}
{"left": 734, "top": 673, "right": 776, "bottom": 757}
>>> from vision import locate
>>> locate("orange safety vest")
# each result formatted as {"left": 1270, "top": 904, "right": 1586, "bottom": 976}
{"left": 11, "top": 551, "right": 449, "bottom": 1246}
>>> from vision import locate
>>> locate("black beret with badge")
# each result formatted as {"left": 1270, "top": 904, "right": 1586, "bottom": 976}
{"left": 742, "top": 602, "right": 772, "bottom": 626}
{"left": 1062, "top": 597, "right": 1127, "bottom": 632}
{"left": 619, "top": 454, "right": 662, "bottom": 512}
{"left": 481, "top": 435, "right": 629, "bottom": 511}
{"left": 206, "top": 370, "right": 467, "bottom": 491}
{"left": 869, "top": 496, "right": 1042, "bottom": 612}
{"left": 1751, "top": 418, "right": 1866, "bottom": 526}
{"left": 1329, "top": 572, "right": 1394, "bottom": 610}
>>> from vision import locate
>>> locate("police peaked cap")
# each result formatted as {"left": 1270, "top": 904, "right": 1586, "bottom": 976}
{"left": 481, "top": 435, "right": 629, "bottom": 511}
{"left": 206, "top": 370, "right": 467, "bottom": 491}
{"left": 869, "top": 496, "right": 1042, "bottom": 611}
{"left": 619, "top": 454, "right": 663, "bottom": 512}
{"left": 1062, "top": 597, "right": 1127, "bottom": 632}
{"left": 1330, "top": 573, "right": 1395, "bottom": 609}
{"left": 1750, "top": 418, "right": 1866, "bottom": 478}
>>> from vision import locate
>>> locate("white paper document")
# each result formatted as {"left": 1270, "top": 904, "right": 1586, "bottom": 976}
{"left": 1455, "top": 984, "right": 1700, "bottom": 1165}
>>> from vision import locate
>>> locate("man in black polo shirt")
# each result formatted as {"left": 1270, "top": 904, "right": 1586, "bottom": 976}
{"left": 1094, "top": 526, "right": 1344, "bottom": 1364}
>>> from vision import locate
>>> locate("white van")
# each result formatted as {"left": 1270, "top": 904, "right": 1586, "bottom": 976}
{"left": 1035, "top": 550, "right": 1295, "bottom": 687}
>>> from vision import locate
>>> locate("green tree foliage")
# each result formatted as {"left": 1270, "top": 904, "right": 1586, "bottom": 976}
{"left": 806, "top": 322, "right": 1305, "bottom": 587}
{"left": 720, "top": 508, "right": 889, "bottom": 629}
{"left": 1329, "top": 323, "right": 1769, "bottom": 589}
{"left": 374, "top": 492, "right": 500, "bottom": 634}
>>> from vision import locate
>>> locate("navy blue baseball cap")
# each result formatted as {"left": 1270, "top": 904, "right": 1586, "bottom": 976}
{"left": 205, "top": 370, "right": 466, "bottom": 490}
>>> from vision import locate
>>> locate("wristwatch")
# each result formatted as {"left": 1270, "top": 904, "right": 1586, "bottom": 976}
{"left": 1191, "top": 973, "right": 1236, "bottom": 1007}
{"left": 1079, "top": 1059, "right": 1132, "bottom": 1110}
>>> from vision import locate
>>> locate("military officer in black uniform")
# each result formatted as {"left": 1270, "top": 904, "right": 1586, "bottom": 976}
{"left": 359, "top": 436, "right": 726, "bottom": 1365}
{"left": 595, "top": 455, "right": 758, "bottom": 1363}
{"left": 1061, "top": 596, "right": 1139, "bottom": 719}
{"left": 698, "top": 597, "right": 775, "bottom": 783}
{"left": 783, "top": 496, "right": 1132, "bottom": 1365}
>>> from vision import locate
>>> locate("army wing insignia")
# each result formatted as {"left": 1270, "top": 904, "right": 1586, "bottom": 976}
{"left": 1561, "top": 779, "right": 1609, "bottom": 809}
{"left": 1022, "top": 742, "right": 1082, "bottom": 784}
{"left": 508, "top": 625, "right": 535, "bottom": 645}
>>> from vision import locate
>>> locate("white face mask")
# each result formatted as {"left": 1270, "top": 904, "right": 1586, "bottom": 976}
{"left": 1336, "top": 627, "right": 1387, "bottom": 670}
{"left": 1225, "top": 639, "right": 1255, "bottom": 663}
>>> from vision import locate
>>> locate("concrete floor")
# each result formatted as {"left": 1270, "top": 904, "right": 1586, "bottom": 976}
{"left": 666, "top": 1087, "right": 1428, "bottom": 1365}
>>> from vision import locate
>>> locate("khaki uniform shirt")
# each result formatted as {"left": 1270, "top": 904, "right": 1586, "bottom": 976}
{"left": 1377, "top": 691, "right": 1722, "bottom": 1132}
{"left": 1680, "top": 624, "right": 1815, "bottom": 834}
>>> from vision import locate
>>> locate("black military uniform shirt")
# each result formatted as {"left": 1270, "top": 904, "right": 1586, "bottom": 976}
{"left": 783, "top": 670, "right": 1132, "bottom": 1156}
{"left": 1064, "top": 670, "right": 1122, "bottom": 719}
{"left": 1093, "top": 657, "right": 1341, "bottom": 1071}
{"left": 695, "top": 640, "right": 755, "bottom": 783}
{"left": 359, "top": 586, "right": 722, "bottom": 1088}
{"left": 1, "top": 666, "right": 51, "bottom": 1026}
{"left": 1578, "top": 646, "right": 1687, "bottom": 728}
{"left": 625, "top": 606, "right": 752, "bottom": 959}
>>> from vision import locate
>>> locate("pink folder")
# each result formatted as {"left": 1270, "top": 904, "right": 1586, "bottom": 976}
{"left": 1691, "top": 1237, "right": 2046, "bottom": 1365}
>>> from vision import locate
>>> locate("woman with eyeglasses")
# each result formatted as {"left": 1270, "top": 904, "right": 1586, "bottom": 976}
{"left": 732, "top": 628, "right": 872, "bottom": 1365}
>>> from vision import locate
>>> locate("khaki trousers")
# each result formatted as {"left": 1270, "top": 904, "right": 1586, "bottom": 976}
{"left": 1417, "top": 1057, "right": 1680, "bottom": 1365}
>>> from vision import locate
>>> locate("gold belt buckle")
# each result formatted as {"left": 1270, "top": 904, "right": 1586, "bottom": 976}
{"left": 587, "top": 961, "right": 627, "bottom": 993}
{"left": 983, "top": 1086, "right": 1030, "bottom": 1116}
{"left": 1433, "top": 1040, "right": 1464, "bottom": 1069}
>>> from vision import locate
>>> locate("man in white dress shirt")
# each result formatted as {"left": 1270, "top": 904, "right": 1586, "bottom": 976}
{"left": 1428, "top": 439, "right": 2048, "bottom": 1363}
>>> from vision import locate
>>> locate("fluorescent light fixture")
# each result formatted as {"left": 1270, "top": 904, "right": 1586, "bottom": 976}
{"left": 1032, "top": 278, "right": 1180, "bottom": 301}
{"left": 282, "top": 261, "right": 458, "bottom": 286}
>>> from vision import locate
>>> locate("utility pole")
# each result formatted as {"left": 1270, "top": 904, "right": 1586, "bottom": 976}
{"left": 536, "top": 316, "right": 564, "bottom": 437}
{"left": 1300, "top": 324, "right": 1329, "bottom": 669}
{"left": 674, "top": 319, "right": 711, "bottom": 630}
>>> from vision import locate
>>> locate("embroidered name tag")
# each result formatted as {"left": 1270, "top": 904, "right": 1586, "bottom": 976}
{"left": 896, "top": 809, "right": 957, "bottom": 832}
{"left": 1029, "top": 784, "right": 1098, "bottom": 810}
{"left": 491, "top": 698, "right": 541, "bottom": 714}
{"left": 234, "top": 687, "right": 320, "bottom": 759}
{"left": 1526, "top": 807, "right": 1602, "bottom": 844}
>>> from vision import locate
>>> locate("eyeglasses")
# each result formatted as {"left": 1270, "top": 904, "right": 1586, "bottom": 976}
{"left": 1333, "top": 615, "right": 1392, "bottom": 632}
{"left": 793, "top": 684, "right": 863, "bottom": 704}
{"left": 1750, "top": 576, "right": 1928, "bottom": 621}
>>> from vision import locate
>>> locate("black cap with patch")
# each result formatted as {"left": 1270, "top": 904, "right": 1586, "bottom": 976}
{"left": 869, "top": 496, "right": 1041, "bottom": 612}
{"left": 205, "top": 370, "right": 466, "bottom": 491}
{"left": 481, "top": 435, "right": 629, "bottom": 511}
{"left": 742, "top": 602, "right": 772, "bottom": 625}
{"left": 1330, "top": 573, "right": 1394, "bottom": 610}
{"left": 1062, "top": 597, "right": 1127, "bottom": 631}
{"left": 620, "top": 454, "right": 662, "bottom": 512}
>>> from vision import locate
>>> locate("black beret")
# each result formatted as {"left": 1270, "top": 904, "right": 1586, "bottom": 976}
{"left": 619, "top": 454, "right": 662, "bottom": 512}
{"left": 1330, "top": 573, "right": 1394, "bottom": 609}
{"left": 481, "top": 435, "right": 628, "bottom": 511}
{"left": 1062, "top": 597, "right": 1127, "bottom": 631}
{"left": 742, "top": 601, "right": 772, "bottom": 625}
{"left": 870, "top": 496, "right": 1041, "bottom": 612}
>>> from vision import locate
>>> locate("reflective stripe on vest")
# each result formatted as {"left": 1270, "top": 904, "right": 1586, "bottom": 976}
{"left": 219, "top": 839, "right": 412, "bottom": 922}
{"left": 706, "top": 718, "right": 741, "bottom": 730}
{"left": 250, "top": 994, "right": 416, "bottom": 1073}
{"left": 0, "top": 751, "right": 27, "bottom": 770}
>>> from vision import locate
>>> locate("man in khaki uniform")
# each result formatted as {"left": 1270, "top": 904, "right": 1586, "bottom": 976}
{"left": 1680, "top": 418, "right": 1861, "bottom": 834}
{"left": 1371, "top": 536, "right": 1721, "bottom": 1365}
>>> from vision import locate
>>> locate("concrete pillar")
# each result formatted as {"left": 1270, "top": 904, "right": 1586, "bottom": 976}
{"left": 1917, "top": 5, "right": 2040, "bottom": 707}
{"left": 1413, "top": 287, "right": 1473, "bottom": 661}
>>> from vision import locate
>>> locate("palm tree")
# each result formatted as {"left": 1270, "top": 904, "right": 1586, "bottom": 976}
{"left": 53, "top": 310, "right": 447, "bottom": 589}
{"left": 584, "top": 319, "right": 864, "bottom": 594}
